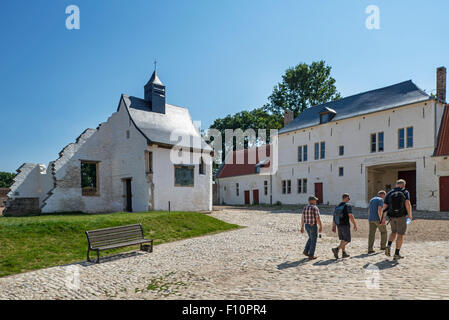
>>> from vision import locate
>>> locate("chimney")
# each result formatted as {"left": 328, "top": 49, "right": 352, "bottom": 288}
{"left": 437, "top": 66, "right": 446, "bottom": 102}
{"left": 284, "top": 110, "right": 294, "bottom": 127}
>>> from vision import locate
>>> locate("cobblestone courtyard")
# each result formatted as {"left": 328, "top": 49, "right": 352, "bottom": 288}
{"left": 1, "top": 207, "right": 449, "bottom": 300}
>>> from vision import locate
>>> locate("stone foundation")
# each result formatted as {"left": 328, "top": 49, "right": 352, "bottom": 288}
{"left": 3, "top": 197, "right": 41, "bottom": 217}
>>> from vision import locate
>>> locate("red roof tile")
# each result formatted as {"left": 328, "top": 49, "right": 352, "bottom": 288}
{"left": 216, "top": 145, "right": 272, "bottom": 179}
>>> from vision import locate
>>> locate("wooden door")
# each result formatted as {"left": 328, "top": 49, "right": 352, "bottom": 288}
{"left": 244, "top": 190, "right": 250, "bottom": 205}
{"left": 125, "top": 179, "right": 133, "bottom": 212}
{"left": 252, "top": 189, "right": 259, "bottom": 205}
{"left": 314, "top": 183, "right": 323, "bottom": 204}
{"left": 398, "top": 170, "right": 416, "bottom": 206}
{"left": 440, "top": 176, "right": 449, "bottom": 212}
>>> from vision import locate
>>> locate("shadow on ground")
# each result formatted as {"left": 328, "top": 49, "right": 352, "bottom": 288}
{"left": 363, "top": 260, "right": 399, "bottom": 270}
{"left": 67, "top": 251, "right": 149, "bottom": 267}
{"left": 277, "top": 258, "right": 310, "bottom": 270}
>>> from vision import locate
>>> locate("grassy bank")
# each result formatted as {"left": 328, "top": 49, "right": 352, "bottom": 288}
{"left": 0, "top": 211, "right": 240, "bottom": 277}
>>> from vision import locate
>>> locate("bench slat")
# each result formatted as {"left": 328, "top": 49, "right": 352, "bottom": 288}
{"left": 88, "top": 229, "right": 144, "bottom": 241}
{"left": 92, "top": 239, "right": 152, "bottom": 251}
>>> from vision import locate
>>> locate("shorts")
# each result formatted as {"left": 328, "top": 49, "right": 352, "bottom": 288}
{"left": 389, "top": 216, "right": 407, "bottom": 235}
{"left": 337, "top": 224, "right": 351, "bottom": 243}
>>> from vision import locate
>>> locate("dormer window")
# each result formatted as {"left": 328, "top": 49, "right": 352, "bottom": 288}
{"left": 319, "top": 107, "right": 337, "bottom": 124}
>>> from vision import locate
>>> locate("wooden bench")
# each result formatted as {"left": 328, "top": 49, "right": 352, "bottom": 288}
{"left": 85, "top": 223, "right": 153, "bottom": 263}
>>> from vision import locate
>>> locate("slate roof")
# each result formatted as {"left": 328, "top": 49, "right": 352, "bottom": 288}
{"left": 279, "top": 80, "right": 432, "bottom": 134}
{"left": 121, "top": 95, "right": 212, "bottom": 151}
{"left": 145, "top": 70, "right": 163, "bottom": 86}
{"left": 216, "top": 144, "right": 272, "bottom": 179}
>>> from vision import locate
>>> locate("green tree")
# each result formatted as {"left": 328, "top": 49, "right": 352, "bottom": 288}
{"left": 208, "top": 107, "right": 282, "bottom": 168}
{"left": 264, "top": 60, "right": 341, "bottom": 117}
{"left": 0, "top": 172, "right": 16, "bottom": 188}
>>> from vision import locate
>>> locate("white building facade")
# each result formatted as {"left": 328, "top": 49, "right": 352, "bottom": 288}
{"left": 5, "top": 71, "right": 212, "bottom": 215}
{"left": 217, "top": 69, "right": 449, "bottom": 212}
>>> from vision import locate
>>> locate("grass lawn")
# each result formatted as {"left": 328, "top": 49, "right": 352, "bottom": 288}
{"left": 0, "top": 211, "right": 240, "bottom": 278}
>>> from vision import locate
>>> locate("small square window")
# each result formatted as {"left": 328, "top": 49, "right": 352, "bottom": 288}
{"left": 371, "top": 133, "right": 377, "bottom": 153}
{"left": 320, "top": 142, "right": 325, "bottom": 159}
{"left": 81, "top": 161, "right": 99, "bottom": 196}
{"left": 407, "top": 127, "right": 414, "bottom": 148}
{"left": 378, "top": 132, "right": 384, "bottom": 152}
{"left": 174, "top": 165, "right": 194, "bottom": 187}
{"left": 398, "top": 128, "right": 405, "bottom": 149}
{"left": 339, "top": 167, "right": 344, "bottom": 177}
{"left": 339, "top": 146, "right": 344, "bottom": 156}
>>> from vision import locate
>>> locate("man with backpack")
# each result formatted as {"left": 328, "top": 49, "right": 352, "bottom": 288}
{"left": 367, "top": 190, "right": 388, "bottom": 254}
{"left": 331, "top": 193, "right": 357, "bottom": 259}
{"left": 383, "top": 179, "right": 413, "bottom": 260}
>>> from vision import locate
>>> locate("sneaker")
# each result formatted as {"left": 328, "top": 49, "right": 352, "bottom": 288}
{"left": 393, "top": 254, "right": 404, "bottom": 261}
{"left": 385, "top": 246, "right": 391, "bottom": 257}
{"left": 342, "top": 251, "right": 350, "bottom": 258}
{"left": 331, "top": 247, "right": 339, "bottom": 259}
{"left": 367, "top": 250, "right": 375, "bottom": 254}
{"left": 308, "top": 256, "right": 317, "bottom": 261}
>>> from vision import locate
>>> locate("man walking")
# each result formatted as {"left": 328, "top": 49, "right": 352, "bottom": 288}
{"left": 331, "top": 193, "right": 357, "bottom": 259}
{"left": 300, "top": 196, "right": 323, "bottom": 261}
{"left": 367, "top": 191, "right": 388, "bottom": 253}
{"left": 383, "top": 179, "right": 413, "bottom": 260}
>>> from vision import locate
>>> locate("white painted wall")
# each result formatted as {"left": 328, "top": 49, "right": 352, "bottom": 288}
{"left": 151, "top": 145, "right": 212, "bottom": 211}
{"left": 217, "top": 100, "right": 448, "bottom": 211}
{"left": 217, "top": 174, "right": 271, "bottom": 205}
{"left": 273, "top": 100, "right": 445, "bottom": 210}
{"left": 37, "top": 99, "right": 212, "bottom": 213}
{"left": 7, "top": 163, "right": 53, "bottom": 206}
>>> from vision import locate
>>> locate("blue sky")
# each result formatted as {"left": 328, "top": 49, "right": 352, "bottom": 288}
{"left": 1, "top": 0, "right": 448, "bottom": 172}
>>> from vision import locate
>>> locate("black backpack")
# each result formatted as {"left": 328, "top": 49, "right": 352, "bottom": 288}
{"left": 388, "top": 190, "right": 407, "bottom": 217}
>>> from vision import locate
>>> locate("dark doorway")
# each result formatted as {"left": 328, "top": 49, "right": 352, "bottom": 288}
{"left": 125, "top": 179, "right": 133, "bottom": 212}
{"left": 440, "top": 176, "right": 449, "bottom": 212}
{"left": 252, "top": 189, "right": 259, "bottom": 205}
{"left": 314, "top": 183, "right": 323, "bottom": 204}
{"left": 244, "top": 190, "right": 250, "bottom": 205}
{"left": 398, "top": 170, "right": 416, "bottom": 206}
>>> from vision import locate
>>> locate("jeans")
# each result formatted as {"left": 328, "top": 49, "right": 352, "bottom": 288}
{"left": 368, "top": 221, "right": 387, "bottom": 251}
{"left": 304, "top": 224, "right": 318, "bottom": 257}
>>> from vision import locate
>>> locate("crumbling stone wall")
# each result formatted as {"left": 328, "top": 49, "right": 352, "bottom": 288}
{"left": 3, "top": 198, "right": 40, "bottom": 216}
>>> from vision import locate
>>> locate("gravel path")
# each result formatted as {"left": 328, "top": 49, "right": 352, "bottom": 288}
{"left": 1, "top": 208, "right": 449, "bottom": 300}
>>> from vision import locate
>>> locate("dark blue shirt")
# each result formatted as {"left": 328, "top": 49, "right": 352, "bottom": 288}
{"left": 368, "top": 196, "right": 384, "bottom": 222}
{"left": 385, "top": 188, "right": 410, "bottom": 207}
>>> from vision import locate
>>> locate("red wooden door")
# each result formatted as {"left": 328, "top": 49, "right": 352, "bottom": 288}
{"left": 244, "top": 190, "right": 250, "bottom": 205}
{"left": 252, "top": 189, "right": 259, "bottom": 205}
{"left": 440, "top": 176, "right": 449, "bottom": 212}
{"left": 314, "top": 183, "right": 323, "bottom": 204}
{"left": 398, "top": 170, "right": 416, "bottom": 205}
